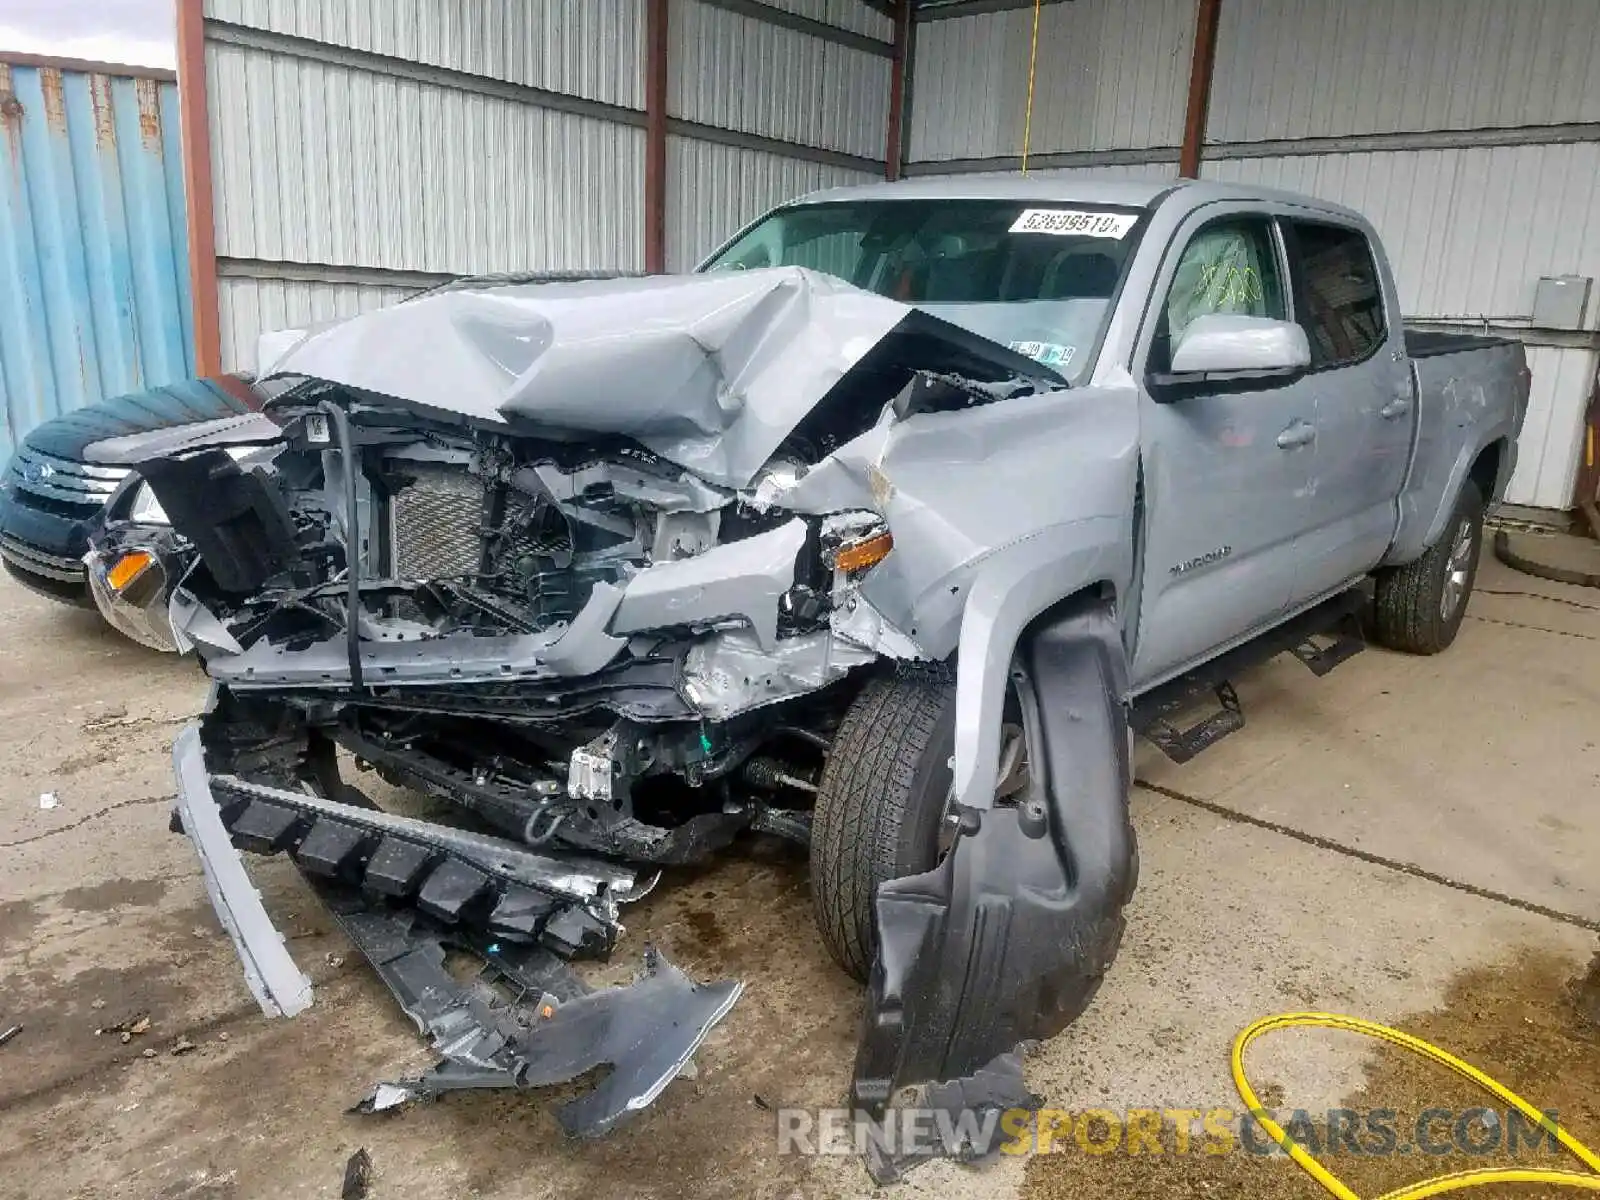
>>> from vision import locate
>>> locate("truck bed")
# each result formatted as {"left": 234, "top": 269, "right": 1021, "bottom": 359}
{"left": 1404, "top": 329, "right": 1518, "bottom": 358}
{"left": 1385, "top": 329, "right": 1530, "bottom": 566}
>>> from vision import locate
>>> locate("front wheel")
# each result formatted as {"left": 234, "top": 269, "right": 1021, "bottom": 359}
{"left": 1373, "top": 481, "right": 1484, "bottom": 655}
{"left": 809, "top": 670, "right": 957, "bottom": 983}
{"left": 809, "top": 667, "right": 1050, "bottom": 983}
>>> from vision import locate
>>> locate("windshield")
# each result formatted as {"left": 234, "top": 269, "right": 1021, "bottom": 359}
{"left": 701, "top": 199, "right": 1146, "bottom": 382}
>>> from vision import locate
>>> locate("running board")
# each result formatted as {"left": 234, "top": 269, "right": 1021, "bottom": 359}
{"left": 1132, "top": 591, "right": 1366, "bottom": 764}
{"left": 1133, "top": 681, "right": 1243, "bottom": 765}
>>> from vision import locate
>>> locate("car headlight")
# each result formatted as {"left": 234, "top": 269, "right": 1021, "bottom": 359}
{"left": 124, "top": 446, "right": 261, "bottom": 527}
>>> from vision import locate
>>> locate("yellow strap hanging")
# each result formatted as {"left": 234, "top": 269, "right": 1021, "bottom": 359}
{"left": 1021, "top": 0, "right": 1042, "bottom": 174}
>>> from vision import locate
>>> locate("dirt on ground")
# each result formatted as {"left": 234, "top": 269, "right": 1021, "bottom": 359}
{"left": 1023, "top": 949, "right": 1600, "bottom": 1200}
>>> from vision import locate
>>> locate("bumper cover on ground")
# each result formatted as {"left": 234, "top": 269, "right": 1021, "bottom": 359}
{"left": 169, "top": 723, "right": 742, "bottom": 1131}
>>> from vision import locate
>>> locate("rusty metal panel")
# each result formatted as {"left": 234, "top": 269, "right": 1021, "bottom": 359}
{"left": 908, "top": 0, "right": 1195, "bottom": 163}
{"left": 663, "top": 135, "right": 878, "bottom": 272}
{"left": 1209, "top": 0, "right": 1600, "bottom": 143}
{"left": 205, "top": 39, "right": 646, "bottom": 275}
{"left": 670, "top": 0, "right": 890, "bottom": 159}
{"left": 0, "top": 61, "right": 193, "bottom": 460}
{"left": 205, "top": 0, "right": 645, "bottom": 109}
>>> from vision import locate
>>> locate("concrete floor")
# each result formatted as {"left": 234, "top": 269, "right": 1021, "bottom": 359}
{"left": 0, "top": 552, "right": 1596, "bottom": 1200}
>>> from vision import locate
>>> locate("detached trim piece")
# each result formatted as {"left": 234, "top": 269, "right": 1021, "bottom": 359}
{"left": 333, "top": 894, "right": 743, "bottom": 1135}
{"left": 171, "top": 725, "right": 313, "bottom": 1018}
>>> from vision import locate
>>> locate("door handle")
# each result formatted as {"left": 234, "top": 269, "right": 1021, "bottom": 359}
{"left": 1380, "top": 397, "right": 1412, "bottom": 419}
{"left": 1276, "top": 422, "right": 1317, "bottom": 450}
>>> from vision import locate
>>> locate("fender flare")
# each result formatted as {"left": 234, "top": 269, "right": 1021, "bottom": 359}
{"left": 1387, "top": 425, "right": 1513, "bottom": 566}
{"left": 949, "top": 516, "right": 1130, "bottom": 810}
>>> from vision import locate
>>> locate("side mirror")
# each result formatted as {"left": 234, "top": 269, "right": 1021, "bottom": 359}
{"left": 1168, "top": 314, "right": 1311, "bottom": 379}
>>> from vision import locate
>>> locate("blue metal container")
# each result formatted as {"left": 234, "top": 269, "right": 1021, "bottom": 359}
{"left": 0, "top": 58, "right": 193, "bottom": 461}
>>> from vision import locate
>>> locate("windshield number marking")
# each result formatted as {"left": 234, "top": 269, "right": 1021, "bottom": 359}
{"left": 1010, "top": 209, "right": 1138, "bottom": 239}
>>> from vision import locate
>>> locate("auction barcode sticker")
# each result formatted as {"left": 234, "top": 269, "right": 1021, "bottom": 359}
{"left": 1009, "top": 209, "right": 1139, "bottom": 239}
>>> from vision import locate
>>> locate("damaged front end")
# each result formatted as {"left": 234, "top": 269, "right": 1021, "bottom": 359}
{"left": 140, "top": 264, "right": 1134, "bottom": 1153}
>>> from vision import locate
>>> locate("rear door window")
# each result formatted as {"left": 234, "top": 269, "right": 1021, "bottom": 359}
{"left": 1285, "top": 221, "right": 1386, "bottom": 368}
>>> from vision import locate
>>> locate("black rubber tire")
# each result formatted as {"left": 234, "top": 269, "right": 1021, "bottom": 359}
{"left": 1373, "top": 482, "right": 1484, "bottom": 655}
{"left": 810, "top": 669, "right": 956, "bottom": 983}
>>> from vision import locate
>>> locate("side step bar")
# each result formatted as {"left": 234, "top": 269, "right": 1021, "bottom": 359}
{"left": 1131, "top": 590, "right": 1367, "bottom": 764}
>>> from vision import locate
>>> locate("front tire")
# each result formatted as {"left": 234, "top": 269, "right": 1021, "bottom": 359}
{"left": 810, "top": 670, "right": 956, "bottom": 983}
{"left": 1374, "top": 482, "right": 1484, "bottom": 654}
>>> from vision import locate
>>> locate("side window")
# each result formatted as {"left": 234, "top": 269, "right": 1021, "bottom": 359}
{"left": 1286, "top": 221, "right": 1386, "bottom": 368}
{"left": 1150, "top": 218, "right": 1285, "bottom": 373}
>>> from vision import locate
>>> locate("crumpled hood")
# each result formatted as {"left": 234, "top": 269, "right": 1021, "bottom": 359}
{"left": 265, "top": 266, "right": 1059, "bottom": 489}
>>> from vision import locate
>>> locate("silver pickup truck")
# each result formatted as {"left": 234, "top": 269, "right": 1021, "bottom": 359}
{"left": 95, "top": 178, "right": 1527, "bottom": 1171}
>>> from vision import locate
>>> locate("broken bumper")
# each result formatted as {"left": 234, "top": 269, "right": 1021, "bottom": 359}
{"left": 169, "top": 723, "right": 743, "bottom": 1133}
{"left": 86, "top": 531, "right": 189, "bottom": 653}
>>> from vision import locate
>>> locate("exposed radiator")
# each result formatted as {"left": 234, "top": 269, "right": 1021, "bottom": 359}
{"left": 390, "top": 464, "right": 573, "bottom": 583}
{"left": 391, "top": 465, "right": 484, "bottom": 581}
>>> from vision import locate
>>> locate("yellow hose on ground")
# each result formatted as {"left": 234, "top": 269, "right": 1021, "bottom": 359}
{"left": 1232, "top": 1012, "right": 1600, "bottom": 1198}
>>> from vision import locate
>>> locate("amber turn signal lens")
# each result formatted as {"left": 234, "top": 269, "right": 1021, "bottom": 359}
{"left": 106, "top": 550, "right": 155, "bottom": 593}
{"left": 832, "top": 531, "right": 893, "bottom": 573}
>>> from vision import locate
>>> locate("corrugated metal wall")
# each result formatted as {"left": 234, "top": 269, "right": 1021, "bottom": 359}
{"left": 1208, "top": 0, "right": 1600, "bottom": 143}
{"left": 670, "top": 0, "right": 890, "bottom": 161}
{"left": 199, "top": 0, "right": 892, "bottom": 372}
{"left": 1512, "top": 346, "right": 1598, "bottom": 510}
{"left": 1203, "top": 0, "right": 1600, "bottom": 510}
{"left": 0, "top": 60, "right": 193, "bottom": 461}
{"left": 206, "top": 0, "right": 645, "bottom": 106}
{"left": 758, "top": 0, "right": 893, "bottom": 40}
{"left": 908, "top": 0, "right": 1194, "bottom": 164}
{"left": 665, "top": 135, "right": 878, "bottom": 271}
{"left": 205, "top": 40, "right": 645, "bottom": 275}
{"left": 216, "top": 275, "right": 420, "bottom": 374}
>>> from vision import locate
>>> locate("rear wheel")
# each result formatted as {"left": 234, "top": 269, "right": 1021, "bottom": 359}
{"left": 1373, "top": 481, "right": 1484, "bottom": 654}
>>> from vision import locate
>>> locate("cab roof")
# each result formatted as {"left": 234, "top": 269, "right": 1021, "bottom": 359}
{"left": 792, "top": 175, "right": 1369, "bottom": 227}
